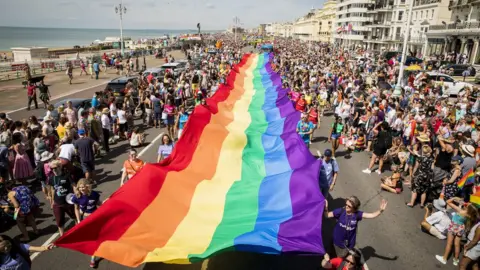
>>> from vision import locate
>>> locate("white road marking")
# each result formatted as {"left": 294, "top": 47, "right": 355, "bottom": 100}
{"left": 30, "top": 131, "right": 165, "bottom": 260}
{"left": 7, "top": 81, "right": 108, "bottom": 114}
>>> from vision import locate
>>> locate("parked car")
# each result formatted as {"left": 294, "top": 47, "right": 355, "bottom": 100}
{"left": 382, "top": 51, "right": 400, "bottom": 60}
{"left": 105, "top": 76, "right": 139, "bottom": 104}
{"left": 439, "top": 64, "right": 476, "bottom": 76}
{"left": 417, "top": 72, "right": 474, "bottom": 96}
{"left": 142, "top": 67, "right": 163, "bottom": 80}
{"left": 160, "top": 62, "right": 187, "bottom": 78}
{"left": 54, "top": 98, "right": 92, "bottom": 110}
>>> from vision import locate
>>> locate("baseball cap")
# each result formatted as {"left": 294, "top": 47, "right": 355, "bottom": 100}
{"left": 451, "top": 155, "right": 463, "bottom": 163}
{"left": 78, "top": 129, "right": 86, "bottom": 135}
{"left": 324, "top": 149, "right": 333, "bottom": 157}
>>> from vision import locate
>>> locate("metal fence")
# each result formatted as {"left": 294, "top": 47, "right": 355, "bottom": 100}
{"left": 0, "top": 47, "right": 179, "bottom": 82}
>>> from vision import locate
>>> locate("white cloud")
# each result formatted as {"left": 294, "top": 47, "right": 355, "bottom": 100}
{"left": 0, "top": 0, "right": 324, "bottom": 30}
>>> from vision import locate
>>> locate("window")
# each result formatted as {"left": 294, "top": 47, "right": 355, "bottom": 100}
{"left": 426, "top": 10, "right": 429, "bottom": 19}
{"left": 398, "top": 11, "right": 404, "bottom": 20}
{"left": 414, "top": 11, "right": 417, "bottom": 20}
{"left": 431, "top": 9, "right": 434, "bottom": 19}
{"left": 420, "top": 11, "right": 423, "bottom": 19}
{"left": 439, "top": 75, "right": 454, "bottom": 83}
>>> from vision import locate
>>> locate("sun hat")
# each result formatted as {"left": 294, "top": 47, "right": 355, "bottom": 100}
{"left": 433, "top": 199, "right": 446, "bottom": 212}
{"left": 422, "top": 145, "right": 432, "bottom": 156}
{"left": 461, "top": 144, "right": 475, "bottom": 157}
{"left": 324, "top": 149, "right": 333, "bottom": 157}
{"left": 417, "top": 133, "right": 430, "bottom": 142}
{"left": 40, "top": 151, "right": 54, "bottom": 162}
{"left": 102, "top": 108, "right": 110, "bottom": 114}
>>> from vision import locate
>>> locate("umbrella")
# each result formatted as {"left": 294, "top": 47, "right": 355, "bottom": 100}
{"left": 405, "top": 64, "right": 422, "bottom": 71}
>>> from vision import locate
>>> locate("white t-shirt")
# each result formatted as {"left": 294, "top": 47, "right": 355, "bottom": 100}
{"left": 59, "top": 144, "right": 75, "bottom": 161}
{"left": 101, "top": 114, "right": 111, "bottom": 130}
{"left": 426, "top": 211, "right": 451, "bottom": 234}
{"left": 117, "top": 110, "right": 127, "bottom": 124}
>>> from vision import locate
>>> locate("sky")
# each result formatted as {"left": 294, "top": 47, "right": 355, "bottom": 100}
{"left": 1, "top": 0, "right": 324, "bottom": 30}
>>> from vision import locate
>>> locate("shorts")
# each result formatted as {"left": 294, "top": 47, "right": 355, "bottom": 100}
{"left": 165, "top": 115, "right": 175, "bottom": 125}
{"left": 331, "top": 133, "right": 341, "bottom": 140}
{"left": 448, "top": 222, "right": 465, "bottom": 237}
{"left": 53, "top": 203, "right": 75, "bottom": 227}
{"left": 81, "top": 161, "right": 95, "bottom": 173}
{"left": 119, "top": 122, "right": 128, "bottom": 133}
{"left": 465, "top": 244, "right": 480, "bottom": 260}
{"left": 154, "top": 111, "right": 162, "bottom": 121}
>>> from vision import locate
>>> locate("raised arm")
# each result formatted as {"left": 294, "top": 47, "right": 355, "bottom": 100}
{"left": 363, "top": 199, "right": 388, "bottom": 219}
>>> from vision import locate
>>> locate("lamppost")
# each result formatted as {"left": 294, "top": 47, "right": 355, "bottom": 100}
{"left": 233, "top": 16, "right": 240, "bottom": 44}
{"left": 393, "top": 0, "right": 414, "bottom": 96}
{"left": 115, "top": 1, "right": 127, "bottom": 56}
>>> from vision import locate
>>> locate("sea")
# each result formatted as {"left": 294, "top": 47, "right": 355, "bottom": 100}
{"left": 0, "top": 26, "right": 215, "bottom": 51}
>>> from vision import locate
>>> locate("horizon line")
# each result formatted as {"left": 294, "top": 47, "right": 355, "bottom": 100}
{"left": 0, "top": 25, "right": 223, "bottom": 31}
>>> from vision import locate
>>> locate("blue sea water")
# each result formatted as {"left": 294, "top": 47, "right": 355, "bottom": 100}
{"left": 0, "top": 26, "right": 213, "bottom": 51}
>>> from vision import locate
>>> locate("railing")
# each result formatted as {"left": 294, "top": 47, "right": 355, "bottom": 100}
{"left": 429, "top": 21, "right": 480, "bottom": 30}
{"left": 449, "top": 0, "right": 471, "bottom": 7}
{"left": 414, "top": 0, "right": 441, "bottom": 6}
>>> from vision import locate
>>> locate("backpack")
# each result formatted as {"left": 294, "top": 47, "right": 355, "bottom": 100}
{"left": 34, "top": 161, "right": 46, "bottom": 182}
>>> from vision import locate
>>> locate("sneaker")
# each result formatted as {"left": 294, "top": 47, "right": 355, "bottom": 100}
{"left": 435, "top": 255, "right": 447, "bottom": 265}
{"left": 376, "top": 169, "right": 381, "bottom": 175}
{"left": 453, "top": 258, "right": 459, "bottom": 266}
{"left": 362, "top": 168, "right": 372, "bottom": 174}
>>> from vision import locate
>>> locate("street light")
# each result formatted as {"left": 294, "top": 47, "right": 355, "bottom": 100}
{"left": 115, "top": 1, "right": 127, "bottom": 56}
{"left": 393, "top": 0, "right": 414, "bottom": 97}
{"left": 233, "top": 16, "right": 240, "bottom": 44}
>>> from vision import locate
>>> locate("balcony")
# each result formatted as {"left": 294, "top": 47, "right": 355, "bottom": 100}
{"left": 413, "top": 0, "right": 441, "bottom": 6}
{"left": 449, "top": 0, "right": 473, "bottom": 7}
{"left": 369, "top": 20, "right": 392, "bottom": 27}
{"left": 429, "top": 21, "right": 480, "bottom": 31}
{"left": 366, "top": 34, "right": 402, "bottom": 42}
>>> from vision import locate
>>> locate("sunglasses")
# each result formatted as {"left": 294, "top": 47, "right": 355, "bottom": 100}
{"left": 346, "top": 259, "right": 356, "bottom": 265}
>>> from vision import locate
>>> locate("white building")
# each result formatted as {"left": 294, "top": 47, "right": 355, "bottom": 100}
{"left": 363, "top": 0, "right": 413, "bottom": 52}
{"left": 318, "top": 0, "right": 337, "bottom": 43}
{"left": 426, "top": 0, "right": 480, "bottom": 64}
{"left": 409, "top": 0, "right": 451, "bottom": 56}
{"left": 11, "top": 47, "right": 49, "bottom": 62}
{"left": 334, "top": 0, "right": 373, "bottom": 49}
{"left": 293, "top": 9, "right": 319, "bottom": 41}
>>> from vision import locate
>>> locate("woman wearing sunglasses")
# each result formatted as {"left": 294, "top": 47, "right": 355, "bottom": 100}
{"left": 321, "top": 248, "right": 364, "bottom": 270}
{"left": 325, "top": 196, "right": 387, "bottom": 258}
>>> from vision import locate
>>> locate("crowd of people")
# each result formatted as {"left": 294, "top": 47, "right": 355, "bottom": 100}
{"left": 0, "top": 34, "right": 247, "bottom": 269}
{"left": 3, "top": 33, "right": 480, "bottom": 269}
{"left": 272, "top": 38, "right": 480, "bottom": 269}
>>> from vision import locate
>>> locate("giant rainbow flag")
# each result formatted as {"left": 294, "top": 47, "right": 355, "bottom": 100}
{"left": 56, "top": 53, "right": 325, "bottom": 267}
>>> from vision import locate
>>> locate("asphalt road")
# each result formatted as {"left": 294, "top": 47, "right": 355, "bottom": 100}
{"left": 2, "top": 58, "right": 457, "bottom": 270}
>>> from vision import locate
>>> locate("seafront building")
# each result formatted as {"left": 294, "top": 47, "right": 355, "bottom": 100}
{"left": 292, "top": 9, "right": 319, "bottom": 41}
{"left": 259, "top": 0, "right": 480, "bottom": 64}
{"left": 333, "top": 0, "right": 372, "bottom": 49}
{"left": 364, "top": 0, "right": 408, "bottom": 52}
{"left": 426, "top": 0, "right": 480, "bottom": 64}
{"left": 318, "top": 0, "right": 337, "bottom": 43}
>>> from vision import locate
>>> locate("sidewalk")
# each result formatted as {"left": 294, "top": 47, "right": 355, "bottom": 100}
{"left": 0, "top": 51, "right": 184, "bottom": 112}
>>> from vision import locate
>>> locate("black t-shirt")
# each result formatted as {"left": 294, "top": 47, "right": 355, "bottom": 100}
{"left": 435, "top": 150, "right": 453, "bottom": 171}
{"left": 52, "top": 174, "right": 73, "bottom": 205}
{"left": 74, "top": 137, "right": 95, "bottom": 163}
